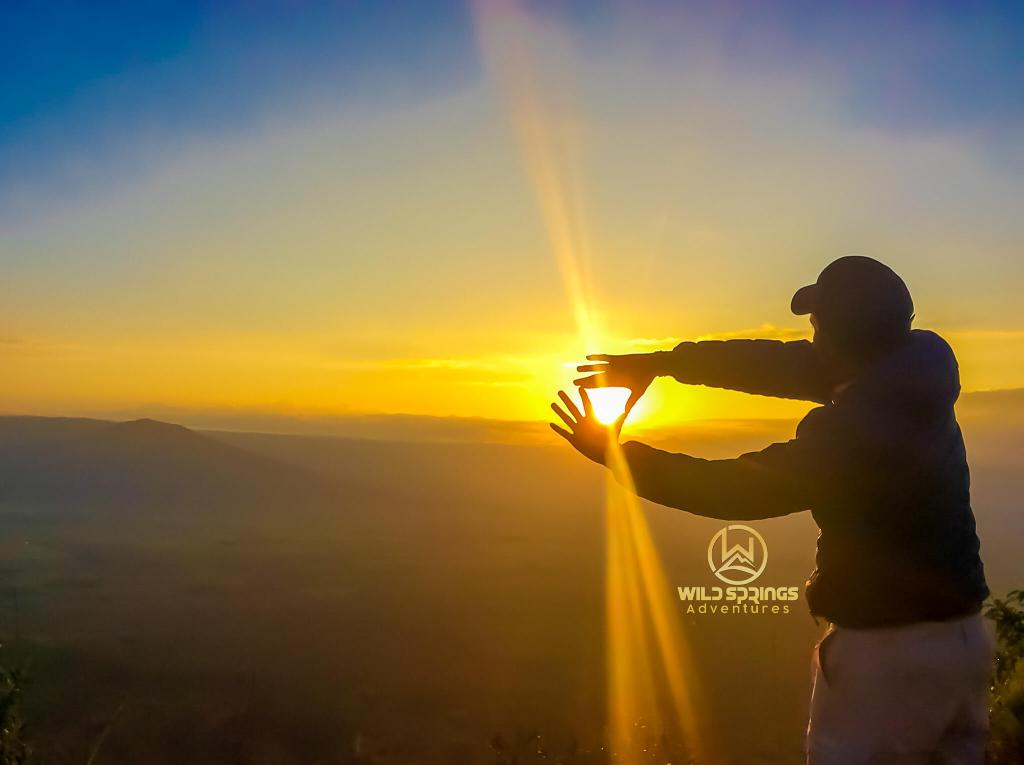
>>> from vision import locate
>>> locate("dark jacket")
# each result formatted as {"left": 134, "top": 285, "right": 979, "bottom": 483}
{"left": 620, "top": 330, "right": 989, "bottom": 628}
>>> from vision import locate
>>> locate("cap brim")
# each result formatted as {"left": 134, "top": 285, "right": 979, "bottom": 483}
{"left": 791, "top": 284, "right": 817, "bottom": 315}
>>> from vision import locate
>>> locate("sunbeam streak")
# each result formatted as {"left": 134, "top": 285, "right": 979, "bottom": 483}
{"left": 474, "top": 2, "right": 714, "bottom": 759}
{"left": 472, "top": 0, "right": 599, "bottom": 347}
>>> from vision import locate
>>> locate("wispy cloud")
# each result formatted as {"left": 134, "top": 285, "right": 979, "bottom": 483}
{"left": 694, "top": 325, "right": 810, "bottom": 342}
{"left": 625, "top": 325, "right": 809, "bottom": 349}
{"left": 945, "top": 329, "right": 1024, "bottom": 340}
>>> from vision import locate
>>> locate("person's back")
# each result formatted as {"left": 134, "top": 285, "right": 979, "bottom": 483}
{"left": 800, "top": 328, "right": 987, "bottom": 628}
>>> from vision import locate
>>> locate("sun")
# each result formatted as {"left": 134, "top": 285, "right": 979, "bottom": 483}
{"left": 586, "top": 386, "right": 632, "bottom": 425}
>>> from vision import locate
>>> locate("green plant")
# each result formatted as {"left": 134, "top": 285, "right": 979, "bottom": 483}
{"left": 0, "top": 648, "right": 30, "bottom": 765}
{"left": 986, "top": 590, "right": 1024, "bottom": 764}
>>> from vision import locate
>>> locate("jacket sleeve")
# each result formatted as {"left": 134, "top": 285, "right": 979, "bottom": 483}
{"left": 617, "top": 408, "right": 836, "bottom": 519}
{"left": 662, "top": 339, "right": 835, "bottom": 403}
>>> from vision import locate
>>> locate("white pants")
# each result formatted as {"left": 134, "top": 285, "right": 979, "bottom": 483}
{"left": 807, "top": 612, "right": 994, "bottom": 764}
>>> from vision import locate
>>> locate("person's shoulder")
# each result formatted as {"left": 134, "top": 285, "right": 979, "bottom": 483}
{"left": 909, "top": 327, "right": 956, "bottom": 356}
{"left": 890, "top": 329, "right": 961, "bottom": 404}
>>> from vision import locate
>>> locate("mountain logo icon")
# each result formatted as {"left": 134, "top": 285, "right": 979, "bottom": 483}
{"left": 707, "top": 524, "right": 768, "bottom": 585}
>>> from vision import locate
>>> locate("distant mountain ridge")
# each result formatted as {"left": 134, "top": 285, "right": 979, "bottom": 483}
{"left": 0, "top": 415, "right": 343, "bottom": 510}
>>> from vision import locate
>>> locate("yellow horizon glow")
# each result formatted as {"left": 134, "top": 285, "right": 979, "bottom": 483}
{"left": 2, "top": 325, "right": 1017, "bottom": 431}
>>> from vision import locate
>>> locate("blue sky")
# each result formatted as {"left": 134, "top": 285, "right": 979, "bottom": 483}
{"left": 2, "top": 1, "right": 1022, "bottom": 202}
{"left": 0, "top": 1, "right": 475, "bottom": 199}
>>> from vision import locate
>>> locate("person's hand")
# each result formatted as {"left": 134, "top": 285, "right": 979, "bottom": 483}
{"left": 574, "top": 352, "right": 661, "bottom": 412}
{"left": 549, "top": 388, "right": 632, "bottom": 465}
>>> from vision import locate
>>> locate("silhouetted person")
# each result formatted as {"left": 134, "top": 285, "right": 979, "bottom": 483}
{"left": 552, "top": 256, "right": 992, "bottom": 764}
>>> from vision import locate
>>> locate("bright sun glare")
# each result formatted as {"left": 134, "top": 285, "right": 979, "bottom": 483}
{"left": 587, "top": 386, "right": 631, "bottom": 424}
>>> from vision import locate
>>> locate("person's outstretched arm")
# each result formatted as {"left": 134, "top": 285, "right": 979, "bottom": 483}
{"left": 552, "top": 389, "right": 835, "bottom": 521}
{"left": 576, "top": 338, "right": 836, "bottom": 404}
{"left": 617, "top": 437, "right": 815, "bottom": 520}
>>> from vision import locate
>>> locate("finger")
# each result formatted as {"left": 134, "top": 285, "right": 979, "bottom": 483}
{"left": 613, "top": 412, "right": 629, "bottom": 433}
{"left": 550, "top": 401, "right": 576, "bottom": 429}
{"left": 573, "top": 373, "right": 605, "bottom": 387}
{"left": 549, "top": 422, "right": 573, "bottom": 441}
{"left": 579, "top": 387, "right": 594, "bottom": 417}
{"left": 624, "top": 381, "right": 651, "bottom": 415}
{"left": 558, "top": 390, "right": 583, "bottom": 421}
{"left": 624, "top": 389, "right": 642, "bottom": 415}
{"left": 575, "top": 363, "right": 607, "bottom": 373}
{"left": 585, "top": 354, "right": 611, "bottom": 361}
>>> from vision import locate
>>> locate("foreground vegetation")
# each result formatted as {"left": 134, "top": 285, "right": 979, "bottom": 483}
{"left": 0, "top": 648, "right": 29, "bottom": 765}
{"left": 987, "top": 589, "right": 1024, "bottom": 763}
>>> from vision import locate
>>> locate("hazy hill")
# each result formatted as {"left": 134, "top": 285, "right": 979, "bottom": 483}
{"left": 0, "top": 416, "right": 343, "bottom": 511}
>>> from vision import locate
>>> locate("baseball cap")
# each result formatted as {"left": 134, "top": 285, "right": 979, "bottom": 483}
{"left": 791, "top": 256, "right": 914, "bottom": 331}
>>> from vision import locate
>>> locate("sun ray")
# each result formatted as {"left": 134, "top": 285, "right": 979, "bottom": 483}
{"left": 473, "top": 2, "right": 713, "bottom": 759}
